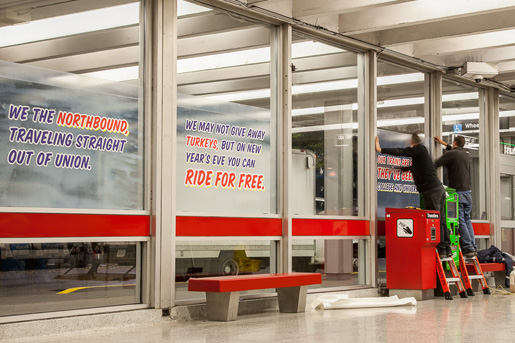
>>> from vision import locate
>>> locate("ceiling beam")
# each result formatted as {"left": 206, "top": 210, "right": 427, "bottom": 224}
{"left": 0, "top": 0, "right": 137, "bottom": 24}
{"left": 246, "top": 0, "right": 286, "bottom": 5}
{"left": 0, "top": 26, "right": 138, "bottom": 63}
{"left": 26, "top": 46, "right": 138, "bottom": 73}
{"left": 350, "top": 9, "right": 515, "bottom": 46}
{"left": 420, "top": 46, "right": 515, "bottom": 67}
{"left": 178, "top": 52, "right": 356, "bottom": 85}
{"left": 178, "top": 12, "right": 253, "bottom": 38}
{"left": 178, "top": 63, "right": 269, "bottom": 85}
{"left": 293, "top": 66, "right": 357, "bottom": 84}
{"left": 410, "top": 29, "right": 515, "bottom": 57}
{"left": 498, "top": 61, "right": 515, "bottom": 74}
{"left": 494, "top": 72, "right": 515, "bottom": 83}
{"left": 293, "top": 0, "right": 412, "bottom": 19}
{"left": 178, "top": 26, "right": 270, "bottom": 58}
{"left": 338, "top": 0, "right": 515, "bottom": 34}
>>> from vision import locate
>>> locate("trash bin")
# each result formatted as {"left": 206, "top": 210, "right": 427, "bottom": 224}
{"left": 385, "top": 207, "right": 440, "bottom": 300}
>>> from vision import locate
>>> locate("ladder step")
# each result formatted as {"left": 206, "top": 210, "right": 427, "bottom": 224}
{"left": 464, "top": 257, "right": 477, "bottom": 261}
{"left": 468, "top": 275, "right": 484, "bottom": 280}
{"left": 446, "top": 278, "right": 461, "bottom": 282}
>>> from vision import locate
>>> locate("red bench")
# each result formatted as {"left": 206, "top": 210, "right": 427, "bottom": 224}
{"left": 188, "top": 272, "right": 322, "bottom": 321}
{"left": 465, "top": 262, "right": 505, "bottom": 273}
{"left": 466, "top": 262, "right": 506, "bottom": 287}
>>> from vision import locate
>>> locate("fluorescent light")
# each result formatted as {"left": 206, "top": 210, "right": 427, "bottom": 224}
{"left": 209, "top": 89, "right": 270, "bottom": 102}
{"left": 500, "top": 110, "right": 515, "bottom": 117}
{"left": 377, "top": 97, "right": 424, "bottom": 108}
{"left": 0, "top": 3, "right": 140, "bottom": 48}
{"left": 292, "top": 122, "right": 358, "bottom": 133}
{"left": 293, "top": 103, "right": 358, "bottom": 116}
{"left": 208, "top": 73, "right": 424, "bottom": 102}
{"left": 442, "top": 92, "right": 478, "bottom": 101}
{"left": 178, "top": 47, "right": 270, "bottom": 73}
{"left": 377, "top": 73, "right": 424, "bottom": 85}
{"left": 377, "top": 117, "right": 424, "bottom": 127}
{"left": 292, "top": 41, "right": 345, "bottom": 58}
{"left": 82, "top": 66, "right": 139, "bottom": 82}
{"left": 293, "top": 79, "right": 358, "bottom": 94}
{"left": 442, "top": 113, "right": 479, "bottom": 122}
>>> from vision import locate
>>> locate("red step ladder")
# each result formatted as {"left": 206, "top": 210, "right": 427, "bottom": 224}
{"left": 458, "top": 250, "right": 491, "bottom": 296}
{"left": 435, "top": 249, "right": 468, "bottom": 300}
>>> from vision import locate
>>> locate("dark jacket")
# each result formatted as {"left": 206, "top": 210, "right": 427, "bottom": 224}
{"left": 477, "top": 245, "right": 513, "bottom": 287}
{"left": 381, "top": 144, "right": 442, "bottom": 193}
{"left": 434, "top": 146, "right": 471, "bottom": 192}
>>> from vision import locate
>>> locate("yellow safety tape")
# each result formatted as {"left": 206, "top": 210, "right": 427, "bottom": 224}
{"left": 57, "top": 284, "right": 135, "bottom": 294}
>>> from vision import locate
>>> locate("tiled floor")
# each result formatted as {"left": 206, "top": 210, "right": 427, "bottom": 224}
{"left": 8, "top": 289, "right": 515, "bottom": 343}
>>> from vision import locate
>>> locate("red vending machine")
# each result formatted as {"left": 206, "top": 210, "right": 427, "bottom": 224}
{"left": 385, "top": 208, "right": 440, "bottom": 300}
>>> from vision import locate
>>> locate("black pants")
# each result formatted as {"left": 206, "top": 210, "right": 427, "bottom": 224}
{"left": 422, "top": 185, "right": 450, "bottom": 252}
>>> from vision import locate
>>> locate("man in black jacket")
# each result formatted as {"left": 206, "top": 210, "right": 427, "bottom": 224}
{"left": 434, "top": 135, "right": 477, "bottom": 258}
{"left": 376, "top": 133, "right": 452, "bottom": 257}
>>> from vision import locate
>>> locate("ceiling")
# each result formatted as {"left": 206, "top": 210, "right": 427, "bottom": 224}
{"left": 247, "top": 0, "right": 515, "bottom": 92}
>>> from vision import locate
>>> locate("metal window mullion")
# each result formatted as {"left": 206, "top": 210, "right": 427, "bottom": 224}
{"left": 364, "top": 50, "right": 377, "bottom": 287}
{"left": 151, "top": 0, "right": 176, "bottom": 310}
{"left": 430, "top": 72, "right": 442, "bottom": 161}
{"left": 279, "top": 24, "right": 292, "bottom": 273}
{"left": 486, "top": 88, "right": 501, "bottom": 246}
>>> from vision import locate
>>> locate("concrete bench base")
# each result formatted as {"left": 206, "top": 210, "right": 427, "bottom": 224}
{"left": 206, "top": 285, "right": 308, "bottom": 321}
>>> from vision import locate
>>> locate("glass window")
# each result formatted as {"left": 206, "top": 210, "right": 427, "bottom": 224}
{"left": 376, "top": 61, "right": 427, "bottom": 218}
{"left": 291, "top": 35, "right": 361, "bottom": 216}
{"left": 501, "top": 228, "right": 515, "bottom": 255}
{"left": 0, "top": 0, "right": 147, "bottom": 318}
{"left": 501, "top": 173, "right": 514, "bottom": 220}
{"left": 292, "top": 238, "right": 367, "bottom": 288}
{"left": 175, "top": 1, "right": 279, "bottom": 302}
{"left": 0, "top": 1, "right": 145, "bottom": 210}
{"left": 0, "top": 241, "right": 141, "bottom": 317}
{"left": 441, "top": 79, "right": 484, "bottom": 220}
{"left": 499, "top": 95, "right": 515, "bottom": 156}
{"left": 176, "top": 0, "right": 277, "bottom": 215}
{"left": 175, "top": 240, "right": 277, "bottom": 301}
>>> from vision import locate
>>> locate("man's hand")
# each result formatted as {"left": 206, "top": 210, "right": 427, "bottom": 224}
{"left": 433, "top": 136, "right": 447, "bottom": 146}
{"left": 375, "top": 136, "right": 381, "bottom": 153}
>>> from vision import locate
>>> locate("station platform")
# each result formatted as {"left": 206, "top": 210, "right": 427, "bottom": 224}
{"left": 2, "top": 288, "right": 513, "bottom": 343}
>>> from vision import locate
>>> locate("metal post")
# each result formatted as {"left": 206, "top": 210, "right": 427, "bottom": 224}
{"left": 363, "top": 50, "right": 377, "bottom": 288}
{"left": 150, "top": 0, "right": 177, "bottom": 309}
{"left": 279, "top": 24, "right": 292, "bottom": 273}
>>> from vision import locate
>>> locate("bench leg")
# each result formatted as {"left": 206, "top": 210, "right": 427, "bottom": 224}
{"left": 206, "top": 292, "right": 239, "bottom": 321}
{"left": 277, "top": 285, "right": 308, "bottom": 313}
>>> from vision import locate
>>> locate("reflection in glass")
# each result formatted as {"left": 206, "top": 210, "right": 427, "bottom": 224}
{"left": 291, "top": 35, "right": 360, "bottom": 216}
{"left": 501, "top": 173, "right": 514, "bottom": 220}
{"left": 175, "top": 240, "right": 276, "bottom": 301}
{"left": 376, "top": 61, "right": 426, "bottom": 218}
{"left": 292, "top": 239, "right": 365, "bottom": 288}
{"left": 442, "top": 79, "right": 483, "bottom": 220}
{"left": 0, "top": 242, "right": 140, "bottom": 317}
{"left": 176, "top": 2, "right": 277, "bottom": 215}
{"left": 501, "top": 228, "right": 515, "bottom": 255}
{"left": 499, "top": 95, "right": 515, "bottom": 156}
{"left": 377, "top": 62, "right": 425, "bottom": 134}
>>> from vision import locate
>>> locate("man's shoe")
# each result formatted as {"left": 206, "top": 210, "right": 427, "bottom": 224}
{"left": 438, "top": 250, "right": 452, "bottom": 258}
{"left": 462, "top": 249, "right": 477, "bottom": 258}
